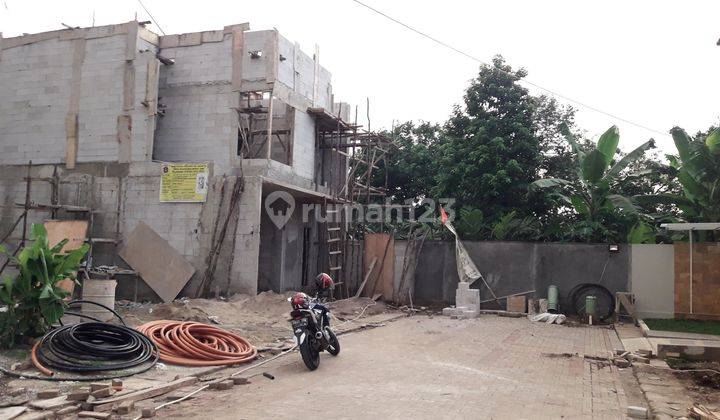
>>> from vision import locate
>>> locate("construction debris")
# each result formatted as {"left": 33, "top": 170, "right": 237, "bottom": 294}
{"left": 691, "top": 404, "right": 720, "bottom": 419}
{"left": 611, "top": 349, "right": 655, "bottom": 369}
{"left": 209, "top": 380, "right": 234, "bottom": 391}
{"left": 530, "top": 312, "right": 567, "bottom": 325}
{"left": 66, "top": 390, "right": 91, "bottom": 401}
{"left": 36, "top": 389, "right": 60, "bottom": 399}
{"left": 626, "top": 405, "right": 649, "bottom": 419}
{"left": 78, "top": 411, "right": 111, "bottom": 419}
{"left": 232, "top": 377, "right": 250, "bottom": 385}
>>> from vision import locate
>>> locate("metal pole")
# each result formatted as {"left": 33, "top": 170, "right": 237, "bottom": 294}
{"left": 689, "top": 229, "right": 693, "bottom": 314}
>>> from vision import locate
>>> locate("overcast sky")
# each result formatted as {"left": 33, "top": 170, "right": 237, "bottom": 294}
{"left": 2, "top": 0, "right": 719, "bottom": 153}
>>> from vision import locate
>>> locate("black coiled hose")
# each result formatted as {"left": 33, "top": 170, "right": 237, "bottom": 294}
{"left": 34, "top": 322, "right": 158, "bottom": 374}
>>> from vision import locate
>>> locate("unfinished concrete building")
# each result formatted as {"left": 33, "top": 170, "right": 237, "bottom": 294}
{"left": 0, "top": 21, "right": 392, "bottom": 301}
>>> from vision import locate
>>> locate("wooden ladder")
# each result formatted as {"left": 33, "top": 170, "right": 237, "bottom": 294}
{"left": 323, "top": 199, "right": 345, "bottom": 299}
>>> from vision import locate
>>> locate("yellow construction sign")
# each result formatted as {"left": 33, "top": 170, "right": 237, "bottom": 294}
{"left": 159, "top": 163, "right": 209, "bottom": 203}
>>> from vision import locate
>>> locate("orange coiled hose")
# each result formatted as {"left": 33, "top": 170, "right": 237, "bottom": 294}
{"left": 136, "top": 320, "right": 257, "bottom": 366}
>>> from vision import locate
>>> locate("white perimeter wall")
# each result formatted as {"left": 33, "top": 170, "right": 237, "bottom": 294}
{"left": 630, "top": 244, "right": 675, "bottom": 319}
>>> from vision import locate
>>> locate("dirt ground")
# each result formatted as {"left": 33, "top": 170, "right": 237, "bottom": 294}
{"left": 0, "top": 294, "right": 393, "bottom": 408}
{"left": 669, "top": 359, "right": 720, "bottom": 410}
{"left": 116, "top": 292, "right": 390, "bottom": 347}
{"left": 157, "top": 315, "right": 631, "bottom": 419}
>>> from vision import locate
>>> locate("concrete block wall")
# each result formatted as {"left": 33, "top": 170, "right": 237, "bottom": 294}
{"left": 0, "top": 161, "right": 262, "bottom": 299}
{"left": 152, "top": 34, "right": 238, "bottom": 174}
{"left": 76, "top": 35, "right": 126, "bottom": 162}
{"left": 0, "top": 38, "right": 74, "bottom": 163}
{"left": 0, "top": 24, "right": 160, "bottom": 166}
{"left": 154, "top": 83, "right": 236, "bottom": 172}
{"left": 0, "top": 21, "right": 355, "bottom": 300}
{"left": 159, "top": 37, "right": 232, "bottom": 85}
{"left": 292, "top": 109, "right": 316, "bottom": 180}
{"left": 275, "top": 32, "right": 332, "bottom": 109}
{"left": 121, "top": 162, "right": 262, "bottom": 297}
{"left": 410, "top": 241, "right": 630, "bottom": 309}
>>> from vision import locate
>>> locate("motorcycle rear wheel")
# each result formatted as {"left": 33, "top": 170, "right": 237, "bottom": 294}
{"left": 299, "top": 332, "right": 320, "bottom": 371}
{"left": 326, "top": 327, "right": 340, "bottom": 356}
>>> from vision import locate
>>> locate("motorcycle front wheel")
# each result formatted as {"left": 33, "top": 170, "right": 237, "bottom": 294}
{"left": 299, "top": 331, "right": 320, "bottom": 371}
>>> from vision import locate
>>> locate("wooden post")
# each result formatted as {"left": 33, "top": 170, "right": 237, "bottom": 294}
{"left": 266, "top": 95, "right": 274, "bottom": 159}
{"left": 21, "top": 161, "right": 31, "bottom": 247}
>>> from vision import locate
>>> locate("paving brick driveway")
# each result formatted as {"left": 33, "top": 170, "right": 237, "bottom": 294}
{"left": 161, "top": 316, "right": 628, "bottom": 419}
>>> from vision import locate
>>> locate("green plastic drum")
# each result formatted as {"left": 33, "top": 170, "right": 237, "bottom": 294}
{"left": 585, "top": 295, "right": 597, "bottom": 317}
{"left": 548, "top": 285, "right": 558, "bottom": 313}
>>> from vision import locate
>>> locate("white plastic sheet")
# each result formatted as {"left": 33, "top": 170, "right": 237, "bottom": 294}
{"left": 443, "top": 220, "right": 482, "bottom": 285}
{"left": 530, "top": 312, "right": 567, "bottom": 325}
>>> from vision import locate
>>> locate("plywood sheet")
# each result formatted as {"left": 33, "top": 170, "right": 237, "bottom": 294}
{"left": 44, "top": 220, "right": 88, "bottom": 253}
{"left": 119, "top": 222, "right": 195, "bottom": 303}
{"left": 362, "top": 233, "right": 394, "bottom": 300}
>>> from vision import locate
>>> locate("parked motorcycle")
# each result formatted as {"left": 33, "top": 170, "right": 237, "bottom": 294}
{"left": 288, "top": 292, "right": 340, "bottom": 370}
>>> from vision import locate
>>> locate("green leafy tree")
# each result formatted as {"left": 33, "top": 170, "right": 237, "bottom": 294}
{"left": 490, "top": 211, "right": 540, "bottom": 241}
{"left": 638, "top": 126, "right": 720, "bottom": 241}
{"left": 531, "top": 126, "right": 655, "bottom": 242}
{"left": 0, "top": 224, "right": 88, "bottom": 348}
{"left": 455, "top": 206, "right": 485, "bottom": 240}
{"left": 381, "top": 121, "right": 440, "bottom": 203}
{"left": 432, "top": 56, "right": 545, "bottom": 224}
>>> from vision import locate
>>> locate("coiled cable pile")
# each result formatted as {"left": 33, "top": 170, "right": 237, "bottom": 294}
{"left": 32, "top": 322, "right": 158, "bottom": 377}
{"left": 136, "top": 320, "right": 257, "bottom": 366}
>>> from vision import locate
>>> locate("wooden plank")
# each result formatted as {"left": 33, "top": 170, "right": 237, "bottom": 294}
{"left": 266, "top": 95, "right": 274, "bottom": 159}
{"left": 354, "top": 257, "right": 377, "bottom": 298}
{"left": 617, "top": 292, "right": 636, "bottom": 317}
{"left": 0, "top": 406, "right": 26, "bottom": 420}
{"left": 92, "top": 376, "right": 198, "bottom": 412}
{"left": 118, "top": 222, "right": 195, "bottom": 303}
{"left": 28, "top": 395, "right": 74, "bottom": 410}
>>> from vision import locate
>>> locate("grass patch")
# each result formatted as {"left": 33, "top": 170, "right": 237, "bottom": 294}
{"left": 644, "top": 318, "right": 720, "bottom": 336}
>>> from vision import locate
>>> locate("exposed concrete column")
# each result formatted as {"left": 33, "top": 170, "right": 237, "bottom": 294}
{"left": 264, "top": 29, "right": 278, "bottom": 84}
{"left": 228, "top": 24, "right": 247, "bottom": 167}
{"left": 229, "top": 26, "right": 244, "bottom": 92}
{"left": 227, "top": 176, "right": 263, "bottom": 295}
{"left": 118, "top": 22, "right": 138, "bottom": 163}
{"left": 65, "top": 37, "right": 86, "bottom": 169}
{"left": 312, "top": 44, "right": 319, "bottom": 107}
{"left": 143, "top": 57, "right": 160, "bottom": 160}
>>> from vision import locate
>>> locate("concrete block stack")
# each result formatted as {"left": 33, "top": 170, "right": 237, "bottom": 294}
{"left": 442, "top": 282, "right": 480, "bottom": 318}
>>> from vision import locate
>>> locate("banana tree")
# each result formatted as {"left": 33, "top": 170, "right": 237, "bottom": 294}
{"left": 636, "top": 127, "right": 720, "bottom": 239}
{"left": 531, "top": 125, "right": 655, "bottom": 242}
